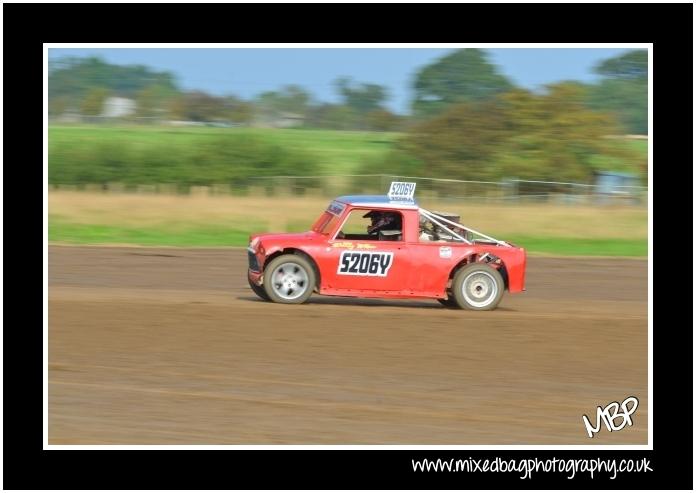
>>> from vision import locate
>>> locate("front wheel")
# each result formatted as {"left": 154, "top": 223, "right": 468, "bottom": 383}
{"left": 452, "top": 263, "right": 505, "bottom": 311}
{"left": 264, "top": 254, "right": 316, "bottom": 304}
{"left": 437, "top": 293, "right": 459, "bottom": 308}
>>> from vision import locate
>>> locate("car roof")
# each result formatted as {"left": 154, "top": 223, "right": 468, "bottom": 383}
{"left": 334, "top": 195, "right": 419, "bottom": 210}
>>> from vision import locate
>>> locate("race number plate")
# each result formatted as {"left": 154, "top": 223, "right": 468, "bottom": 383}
{"left": 337, "top": 251, "right": 394, "bottom": 277}
{"left": 387, "top": 182, "right": 416, "bottom": 201}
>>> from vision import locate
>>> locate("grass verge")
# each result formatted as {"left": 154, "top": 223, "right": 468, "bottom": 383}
{"left": 507, "top": 237, "right": 647, "bottom": 257}
{"left": 49, "top": 221, "right": 257, "bottom": 247}
{"left": 49, "top": 219, "right": 646, "bottom": 256}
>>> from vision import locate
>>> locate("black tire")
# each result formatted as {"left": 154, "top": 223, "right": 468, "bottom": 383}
{"left": 264, "top": 254, "right": 316, "bottom": 304}
{"left": 248, "top": 276, "right": 271, "bottom": 301}
{"left": 437, "top": 294, "right": 459, "bottom": 308}
{"left": 452, "top": 263, "right": 505, "bottom": 311}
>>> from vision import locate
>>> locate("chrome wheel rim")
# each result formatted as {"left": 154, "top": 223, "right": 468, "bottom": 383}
{"left": 270, "top": 262, "right": 309, "bottom": 300}
{"left": 462, "top": 270, "right": 498, "bottom": 308}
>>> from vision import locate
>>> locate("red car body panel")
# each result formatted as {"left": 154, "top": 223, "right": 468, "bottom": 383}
{"left": 248, "top": 198, "right": 526, "bottom": 300}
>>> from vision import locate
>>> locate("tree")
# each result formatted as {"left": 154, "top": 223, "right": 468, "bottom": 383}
{"left": 390, "top": 83, "right": 636, "bottom": 182}
{"left": 366, "top": 108, "right": 401, "bottom": 132}
{"left": 49, "top": 56, "right": 179, "bottom": 111}
{"left": 594, "top": 50, "right": 647, "bottom": 80}
{"left": 278, "top": 84, "right": 311, "bottom": 114}
{"left": 494, "top": 83, "right": 628, "bottom": 182}
{"left": 224, "top": 96, "right": 254, "bottom": 125}
{"left": 334, "top": 77, "right": 389, "bottom": 114}
{"left": 401, "top": 98, "right": 513, "bottom": 181}
{"left": 167, "top": 96, "right": 186, "bottom": 120}
{"left": 135, "top": 84, "right": 176, "bottom": 120}
{"left": 169, "top": 91, "right": 226, "bottom": 122}
{"left": 81, "top": 88, "right": 109, "bottom": 116}
{"left": 305, "top": 104, "right": 358, "bottom": 130}
{"left": 48, "top": 96, "right": 68, "bottom": 117}
{"left": 587, "top": 50, "right": 648, "bottom": 134}
{"left": 412, "top": 49, "right": 514, "bottom": 118}
{"left": 256, "top": 85, "right": 311, "bottom": 119}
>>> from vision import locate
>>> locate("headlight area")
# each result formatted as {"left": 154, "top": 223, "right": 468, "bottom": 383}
{"left": 247, "top": 247, "right": 261, "bottom": 272}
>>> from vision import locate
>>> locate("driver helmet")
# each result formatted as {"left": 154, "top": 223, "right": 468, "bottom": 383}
{"left": 364, "top": 210, "right": 401, "bottom": 234}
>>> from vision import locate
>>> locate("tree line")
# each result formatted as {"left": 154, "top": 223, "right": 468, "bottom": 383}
{"left": 359, "top": 82, "right": 646, "bottom": 183}
{"left": 48, "top": 49, "right": 648, "bottom": 185}
{"left": 48, "top": 49, "right": 647, "bottom": 134}
{"left": 48, "top": 57, "right": 403, "bottom": 131}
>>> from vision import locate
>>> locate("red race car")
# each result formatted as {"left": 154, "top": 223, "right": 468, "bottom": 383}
{"left": 247, "top": 182, "right": 526, "bottom": 310}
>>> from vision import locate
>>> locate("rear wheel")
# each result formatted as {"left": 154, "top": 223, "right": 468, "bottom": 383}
{"left": 248, "top": 276, "right": 270, "bottom": 301}
{"left": 264, "top": 254, "right": 316, "bottom": 304}
{"left": 452, "top": 263, "right": 504, "bottom": 311}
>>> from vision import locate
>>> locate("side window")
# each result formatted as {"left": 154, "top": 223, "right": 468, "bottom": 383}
{"left": 336, "top": 210, "right": 403, "bottom": 241}
{"left": 339, "top": 210, "right": 371, "bottom": 236}
{"left": 419, "top": 211, "right": 470, "bottom": 243}
{"left": 418, "top": 212, "right": 437, "bottom": 242}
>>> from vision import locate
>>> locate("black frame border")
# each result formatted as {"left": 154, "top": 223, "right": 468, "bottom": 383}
{"left": 4, "top": 2, "right": 692, "bottom": 489}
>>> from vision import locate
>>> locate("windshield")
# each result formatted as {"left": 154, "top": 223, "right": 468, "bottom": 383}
{"left": 312, "top": 211, "right": 342, "bottom": 235}
{"left": 312, "top": 201, "right": 346, "bottom": 235}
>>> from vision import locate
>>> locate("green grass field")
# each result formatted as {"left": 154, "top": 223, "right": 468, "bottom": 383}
{"left": 49, "top": 219, "right": 255, "bottom": 247}
{"left": 48, "top": 126, "right": 648, "bottom": 255}
{"left": 49, "top": 125, "right": 399, "bottom": 175}
{"left": 49, "top": 220, "right": 647, "bottom": 256}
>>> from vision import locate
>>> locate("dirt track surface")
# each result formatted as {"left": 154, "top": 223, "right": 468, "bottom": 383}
{"left": 48, "top": 246, "right": 648, "bottom": 445}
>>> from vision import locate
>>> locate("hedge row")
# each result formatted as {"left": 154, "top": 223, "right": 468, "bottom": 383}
{"left": 49, "top": 133, "right": 320, "bottom": 186}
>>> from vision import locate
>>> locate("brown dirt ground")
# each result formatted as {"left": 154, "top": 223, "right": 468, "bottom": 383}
{"left": 48, "top": 245, "right": 648, "bottom": 445}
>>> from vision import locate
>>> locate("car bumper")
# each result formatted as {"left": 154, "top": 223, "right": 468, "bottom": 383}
{"left": 248, "top": 268, "right": 263, "bottom": 286}
{"left": 247, "top": 247, "right": 264, "bottom": 286}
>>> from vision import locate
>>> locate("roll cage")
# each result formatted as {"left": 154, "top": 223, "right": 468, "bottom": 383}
{"left": 418, "top": 208, "right": 510, "bottom": 247}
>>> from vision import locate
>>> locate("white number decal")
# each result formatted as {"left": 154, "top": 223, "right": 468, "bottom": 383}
{"left": 337, "top": 251, "right": 394, "bottom": 277}
{"left": 388, "top": 181, "right": 416, "bottom": 200}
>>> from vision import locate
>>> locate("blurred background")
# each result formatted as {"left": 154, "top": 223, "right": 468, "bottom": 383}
{"left": 48, "top": 47, "right": 648, "bottom": 257}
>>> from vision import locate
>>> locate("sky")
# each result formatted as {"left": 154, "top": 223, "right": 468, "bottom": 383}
{"left": 48, "top": 47, "right": 636, "bottom": 114}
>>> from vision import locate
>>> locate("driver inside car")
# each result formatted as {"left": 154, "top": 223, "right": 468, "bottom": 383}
{"left": 364, "top": 210, "right": 402, "bottom": 237}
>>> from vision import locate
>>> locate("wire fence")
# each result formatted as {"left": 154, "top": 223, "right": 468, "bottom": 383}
{"left": 51, "top": 174, "right": 648, "bottom": 206}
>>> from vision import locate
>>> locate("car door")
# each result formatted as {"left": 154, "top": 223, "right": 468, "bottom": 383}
{"left": 316, "top": 208, "right": 411, "bottom": 293}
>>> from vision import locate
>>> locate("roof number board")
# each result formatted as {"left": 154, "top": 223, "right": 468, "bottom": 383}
{"left": 388, "top": 182, "right": 416, "bottom": 201}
